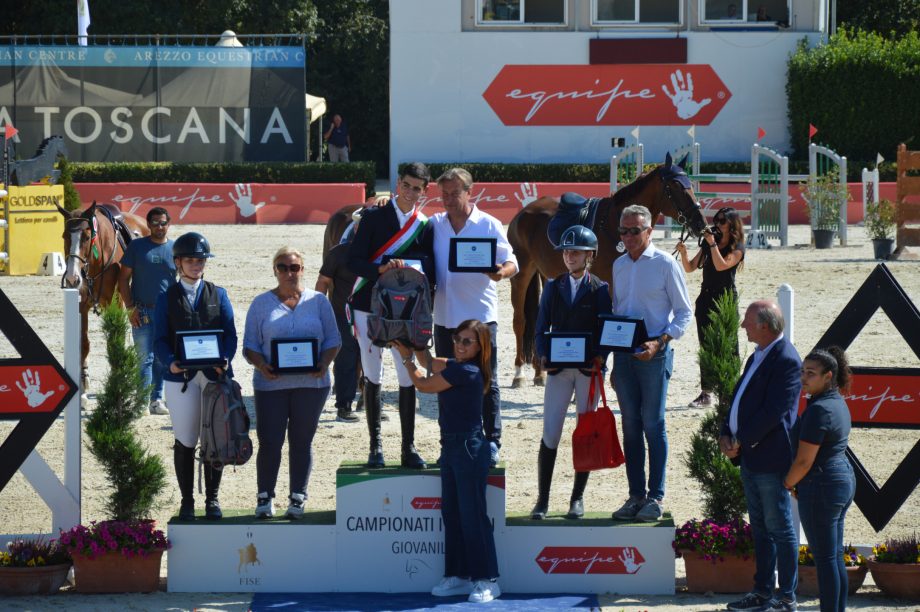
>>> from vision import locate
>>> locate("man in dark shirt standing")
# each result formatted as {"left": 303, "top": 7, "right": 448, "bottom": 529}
{"left": 324, "top": 114, "right": 351, "bottom": 162}
{"left": 316, "top": 209, "right": 364, "bottom": 423}
{"left": 117, "top": 206, "right": 176, "bottom": 415}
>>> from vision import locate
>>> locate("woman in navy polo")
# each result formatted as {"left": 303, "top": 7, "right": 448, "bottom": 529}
{"left": 783, "top": 346, "right": 855, "bottom": 612}
{"left": 393, "top": 319, "right": 500, "bottom": 604}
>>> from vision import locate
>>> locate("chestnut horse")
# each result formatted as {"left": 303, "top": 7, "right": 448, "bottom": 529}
{"left": 322, "top": 203, "right": 365, "bottom": 259}
{"left": 58, "top": 202, "right": 148, "bottom": 394}
{"left": 508, "top": 155, "right": 707, "bottom": 387}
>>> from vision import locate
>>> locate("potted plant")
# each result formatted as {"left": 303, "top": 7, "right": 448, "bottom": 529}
{"left": 803, "top": 169, "right": 850, "bottom": 249}
{"left": 796, "top": 544, "right": 868, "bottom": 597}
{"left": 868, "top": 534, "right": 920, "bottom": 599}
{"left": 865, "top": 198, "right": 897, "bottom": 260}
{"left": 65, "top": 302, "right": 169, "bottom": 593}
{"left": 677, "top": 292, "right": 755, "bottom": 592}
{"left": 0, "top": 537, "right": 72, "bottom": 595}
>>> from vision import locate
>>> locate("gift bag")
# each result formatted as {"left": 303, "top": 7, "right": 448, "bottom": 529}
{"left": 572, "top": 368, "right": 626, "bottom": 471}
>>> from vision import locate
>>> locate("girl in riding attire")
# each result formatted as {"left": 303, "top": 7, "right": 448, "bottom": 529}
{"left": 532, "top": 225, "right": 612, "bottom": 520}
{"left": 676, "top": 207, "right": 745, "bottom": 408}
{"left": 154, "top": 232, "right": 237, "bottom": 521}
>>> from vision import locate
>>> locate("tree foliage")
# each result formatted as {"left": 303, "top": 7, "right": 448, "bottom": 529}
{"left": 85, "top": 300, "right": 166, "bottom": 521}
{"left": 685, "top": 290, "right": 747, "bottom": 524}
{"left": 837, "top": 0, "right": 920, "bottom": 39}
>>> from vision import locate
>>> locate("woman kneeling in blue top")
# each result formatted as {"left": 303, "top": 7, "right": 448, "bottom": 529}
{"left": 393, "top": 320, "right": 500, "bottom": 604}
{"left": 784, "top": 346, "right": 855, "bottom": 612}
{"left": 243, "top": 247, "right": 341, "bottom": 520}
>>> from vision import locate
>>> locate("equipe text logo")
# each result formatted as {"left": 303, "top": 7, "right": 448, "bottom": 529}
{"left": 535, "top": 546, "right": 645, "bottom": 574}
{"left": 483, "top": 65, "right": 731, "bottom": 126}
{"left": 411, "top": 497, "right": 441, "bottom": 510}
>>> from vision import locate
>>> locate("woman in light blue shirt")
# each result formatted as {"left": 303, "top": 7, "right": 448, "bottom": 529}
{"left": 243, "top": 247, "right": 340, "bottom": 520}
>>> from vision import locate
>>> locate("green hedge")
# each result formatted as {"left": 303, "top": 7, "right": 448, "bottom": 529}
{"left": 787, "top": 29, "right": 920, "bottom": 162}
{"left": 71, "top": 161, "right": 376, "bottom": 194}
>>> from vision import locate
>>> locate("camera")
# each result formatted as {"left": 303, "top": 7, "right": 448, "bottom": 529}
{"left": 705, "top": 225, "right": 723, "bottom": 244}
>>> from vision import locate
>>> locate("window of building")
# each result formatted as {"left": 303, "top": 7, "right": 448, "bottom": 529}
{"left": 478, "top": 0, "right": 567, "bottom": 25}
{"left": 593, "top": 0, "right": 681, "bottom": 24}
{"left": 701, "top": 0, "right": 790, "bottom": 25}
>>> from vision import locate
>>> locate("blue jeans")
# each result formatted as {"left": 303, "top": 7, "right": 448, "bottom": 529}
{"left": 439, "top": 430, "right": 499, "bottom": 580}
{"left": 435, "top": 323, "right": 501, "bottom": 445}
{"left": 741, "top": 465, "right": 798, "bottom": 602}
{"left": 132, "top": 307, "right": 165, "bottom": 402}
{"left": 333, "top": 317, "right": 359, "bottom": 409}
{"left": 797, "top": 459, "right": 855, "bottom": 612}
{"left": 613, "top": 346, "right": 672, "bottom": 500}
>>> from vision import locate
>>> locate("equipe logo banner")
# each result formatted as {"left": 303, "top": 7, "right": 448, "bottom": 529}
{"left": 483, "top": 65, "right": 731, "bottom": 126}
{"left": 535, "top": 546, "right": 646, "bottom": 574}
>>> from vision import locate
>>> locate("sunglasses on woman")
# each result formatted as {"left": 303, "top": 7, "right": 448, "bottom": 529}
{"left": 275, "top": 263, "right": 303, "bottom": 273}
{"left": 452, "top": 334, "right": 478, "bottom": 347}
{"left": 713, "top": 216, "right": 728, "bottom": 225}
{"left": 618, "top": 226, "right": 648, "bottom": 236}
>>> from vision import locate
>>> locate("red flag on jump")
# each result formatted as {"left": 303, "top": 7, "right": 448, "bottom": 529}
{"left": 808, "top": 123, "right": 818, "bottom": 139}
{"left": 757, "top": 127, "right": 766, "bottom": 140}
{"left": 4, "top": 124, "right": 17, "bottom": 140}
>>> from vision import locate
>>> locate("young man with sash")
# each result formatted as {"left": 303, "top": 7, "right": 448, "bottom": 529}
{"left": 347, "top": 162, "right": 436, "bottom": 469}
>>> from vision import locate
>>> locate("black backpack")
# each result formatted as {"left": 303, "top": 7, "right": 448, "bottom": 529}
{"left": 366, "top": 267, "right": 433, "bottom": 350}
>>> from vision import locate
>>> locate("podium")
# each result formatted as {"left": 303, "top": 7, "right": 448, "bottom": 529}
{"left": 167, "top": 462, "right": 675, "bottom": 593}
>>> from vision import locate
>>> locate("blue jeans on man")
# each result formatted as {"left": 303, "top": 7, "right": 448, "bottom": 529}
{"left": 797, "top": 460, "right": 855, "bottom": 612}
{"left": 613, "top": 346, "right": 672, "bottom": 501}
{"left": 741, "top": 464, "right": 798, "bottom": 604}
{"left": 132, "top": 305, "right": 164, "bottom": 402}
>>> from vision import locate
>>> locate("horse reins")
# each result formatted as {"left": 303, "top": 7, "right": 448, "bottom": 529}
{"left": 62, "top": 213, "right": 122, "bottom": 313}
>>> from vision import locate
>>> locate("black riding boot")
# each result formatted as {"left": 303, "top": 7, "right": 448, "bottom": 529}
{"left": 531, "top": 440, "right": 557, "bottom": 520}
{"left": 364, "top": 379, "right": 385, "bottom": 467}
{"left": 173, "top": 440, "right": 195, "bottom": 520}
{"left": 203, "top": 464, "right": 223, "bottom": 520}
{"left": 567, "top": 471, "right": 590, "bottom": 519}
{"left": 398, "top": 386, "right": 426, "bottom": 469}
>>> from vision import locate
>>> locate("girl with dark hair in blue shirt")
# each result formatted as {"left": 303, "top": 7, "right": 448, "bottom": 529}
{"left": 394, "top": 319, "right": 501, "bottom": 604}
{"left": 784, "top": 346, "right": 855, "bottom": 612}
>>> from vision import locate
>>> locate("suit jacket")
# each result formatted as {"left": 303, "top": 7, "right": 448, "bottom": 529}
{"left": 346, "top": 201, "right": 435, "bottom": 312}
{"left": 721, "top": 336, "right": 802, "bottom": 473}
{"left": 534, "top": 272, "right": 612, "bottom": 367}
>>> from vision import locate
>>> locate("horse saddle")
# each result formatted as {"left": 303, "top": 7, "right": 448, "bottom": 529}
{"left": 547, "top": 192, "right": 601, "bottom": 248}
{"left": 96, "top": 204, "right": 135, "bottom": 252}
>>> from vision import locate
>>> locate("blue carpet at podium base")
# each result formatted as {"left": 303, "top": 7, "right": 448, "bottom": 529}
{"left": 250, "top": 592, "right": 600, "bottom": 611}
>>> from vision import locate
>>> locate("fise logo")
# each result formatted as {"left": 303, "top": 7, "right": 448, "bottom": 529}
{"left": 411, "top": 497, "right": 441, "bottom": 510}
{"left": 536, "top": 546, "right": 645, "bottom": 574}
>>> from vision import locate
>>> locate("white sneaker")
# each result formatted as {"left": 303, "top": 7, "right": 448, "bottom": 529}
{"left": 255, "top": 493, "right": 274, "bottom": 519}
{"left": 468, "top": 580, "right": 501, "bottom": 603}
{"left": 149, "top": 399, "right": 169, "bottom": 415}
{"left": 431, "top": 576, "right": 473, "bottom": 597}
{"left": 285, "top": 493, "right": 305, "bottom": 519}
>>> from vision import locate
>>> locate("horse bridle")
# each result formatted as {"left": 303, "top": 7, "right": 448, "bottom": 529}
{"left": 62, "top": 212, "right": 120, "bottom": 313}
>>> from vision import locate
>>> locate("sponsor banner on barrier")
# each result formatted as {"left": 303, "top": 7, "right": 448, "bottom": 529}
{"left": 167, "top": 522, "right": 337, "bottom": 592}
{"left": 336, "top": 470, "right": 505, "bottom": 592}
{"left": 74, "top": 183, "right": 366, "bottom": 224}
{"left": 1, "top": 184, "right": 66, "bottom": 276}
{"left": 798, "top": 369, "right": 920, "bottom": 428}
{"left": 500, "top": 525, "right": 675, "bottom": 594}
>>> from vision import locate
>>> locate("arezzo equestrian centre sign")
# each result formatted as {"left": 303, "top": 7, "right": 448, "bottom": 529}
{"left": 0, "top": 45, "right": 306, "bottom": 162}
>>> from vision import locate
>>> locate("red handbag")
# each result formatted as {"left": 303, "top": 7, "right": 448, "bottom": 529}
{"left": 572, "top": 368, "right": 626, "bottom": 472}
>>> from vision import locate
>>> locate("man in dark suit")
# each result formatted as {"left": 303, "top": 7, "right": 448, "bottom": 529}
{"left": 721, "top": 300, "right": 801, "bottom": 612}
{"left": 347, "top": 162, "right": 435, "bottom": 469}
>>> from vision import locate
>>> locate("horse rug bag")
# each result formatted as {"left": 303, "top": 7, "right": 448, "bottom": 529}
{"left": 572, "top": 369, "right": 626, "bottom": 472}
{"left": 366, "top": 266, "right": 433, "bottom": 350}
{"left": 199, "top": 375, "right": 253, "bottom": 469}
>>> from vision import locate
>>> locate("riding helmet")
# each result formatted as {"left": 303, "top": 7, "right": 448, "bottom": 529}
{"left": 555, "top": 225, "right": 598, "bottom": 251}
{"left": 172, "top": 232, "right": 214, "bottom": 259}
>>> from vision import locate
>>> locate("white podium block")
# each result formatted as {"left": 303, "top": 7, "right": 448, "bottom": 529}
{"left": 167, "top": 510, "right": 336, "bottom": 592}
{"left": 335, "top": 462, "right": 506, "bottom": 592}
{"left": 498, "top": 514, "right": 676, "bottom": 595}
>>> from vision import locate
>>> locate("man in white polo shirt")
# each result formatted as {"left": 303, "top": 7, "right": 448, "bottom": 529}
{"left": 431, "top": 168, "right": 518, "bottom": 466}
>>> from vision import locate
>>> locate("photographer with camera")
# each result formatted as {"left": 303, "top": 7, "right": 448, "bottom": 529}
{"left": 676, "top": 207, "right": 745, "bottom": 408}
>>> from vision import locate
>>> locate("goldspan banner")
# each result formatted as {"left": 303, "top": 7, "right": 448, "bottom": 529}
{"left": 0, "top": 45, "right": 306, "bottom": 162}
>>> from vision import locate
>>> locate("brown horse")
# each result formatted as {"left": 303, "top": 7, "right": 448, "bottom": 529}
{"left": 507, "top": 155, "right": 707, "bottom": 387}
{"left": 57, "top": 202, "right": 148, "bottom": 394}
{"left": 323, "top": 203, "right": 364, "bottom": 259}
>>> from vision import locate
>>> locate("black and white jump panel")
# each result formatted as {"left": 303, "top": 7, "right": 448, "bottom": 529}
{"left": 167, "top": 463, "right": 675, "bottom": 594}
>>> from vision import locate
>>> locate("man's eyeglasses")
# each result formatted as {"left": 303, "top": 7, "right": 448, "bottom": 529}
{"left": 148, "top": 220, "right": 169, "bottom": 227}
{"left": 275, "top": 263, "right": 303, "bottom": 273}
{"left": 452, "top": 334, "right": 478, "bottom": 347}
{"left": 618, "top": 226, "right": 648, "bottom": 236}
